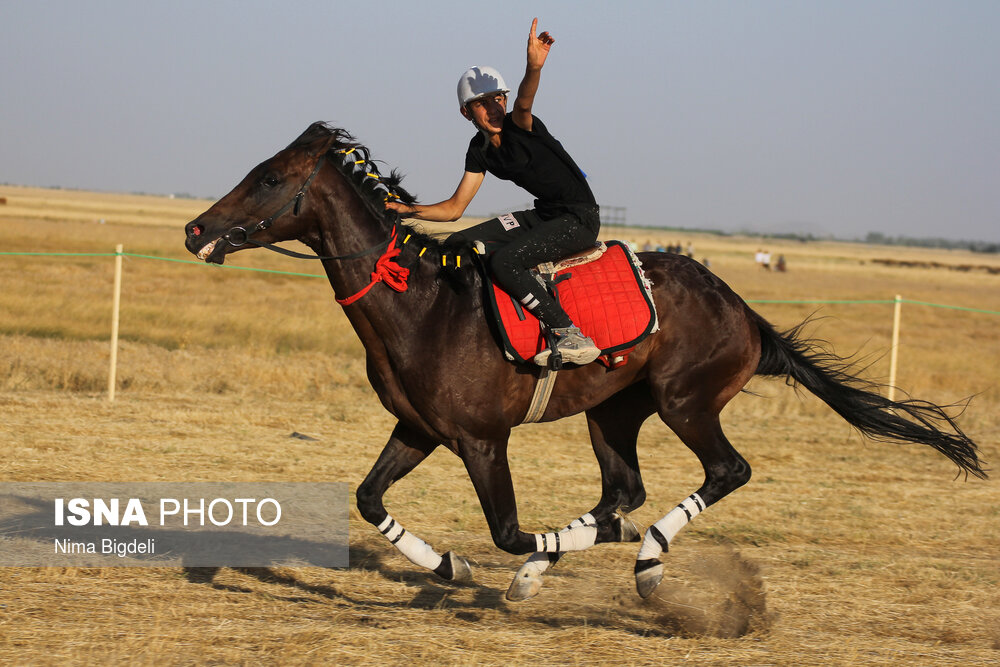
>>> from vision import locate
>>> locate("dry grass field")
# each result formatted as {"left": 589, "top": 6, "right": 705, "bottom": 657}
{"left": 1, "top": 186, "right": 998, "bottom": 665}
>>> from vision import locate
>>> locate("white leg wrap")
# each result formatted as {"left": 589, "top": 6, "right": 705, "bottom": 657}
{"left": 378, "top": 514, "right": 443, "bottom": 571}
{"left": 518, "top": 513, "right": 597, "bottom": 578}
{"left": 532, "top": 513, "right": 598, "bottom": 553}
{"left": 637, "top": 493, "right": 706, "bottom": 561}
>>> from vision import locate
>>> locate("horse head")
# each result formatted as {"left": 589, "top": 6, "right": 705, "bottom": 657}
{"left": 184, "top": 123, "right": 341, "bottom": 265}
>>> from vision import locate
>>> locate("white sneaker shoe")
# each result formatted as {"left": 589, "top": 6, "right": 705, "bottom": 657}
{"left": 533, "top": 327, "right": 601, "bottom": 366}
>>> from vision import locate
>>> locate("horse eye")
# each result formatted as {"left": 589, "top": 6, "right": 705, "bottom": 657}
{"left": 262, "top": 173, "right": 280, "bottom": 188}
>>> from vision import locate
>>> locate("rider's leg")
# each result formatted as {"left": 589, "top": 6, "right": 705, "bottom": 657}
{"left": 489, "top": 211, "right": 601, "bottom": 365}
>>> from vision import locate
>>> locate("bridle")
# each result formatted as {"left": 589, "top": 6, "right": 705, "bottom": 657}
{"left": 221, "top": 147, "right": 329, "bottom": 250}
{"left": 204, "top": 136, "right": 412, "bottom": 305}
{"left": 218, "top": 141, "right": 392, "bottom": 262}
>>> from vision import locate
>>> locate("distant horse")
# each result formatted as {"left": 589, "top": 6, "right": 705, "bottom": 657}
{"left": 184, "top": 122, "right": 985, "bottom": 601}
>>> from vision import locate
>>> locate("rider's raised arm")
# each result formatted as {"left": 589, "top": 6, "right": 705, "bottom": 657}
{"left": 385, "top": 170, "right": 484, "bottom": 222}
{"left": 512, "top": 18, "right": 555, "bottom": 132}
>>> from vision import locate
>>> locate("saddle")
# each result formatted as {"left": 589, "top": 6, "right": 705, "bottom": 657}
{"left": 483, "top": 241, "right": 659, "bottom": 369}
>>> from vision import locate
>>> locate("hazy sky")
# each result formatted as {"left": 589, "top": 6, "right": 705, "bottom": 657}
{"left": 2, "top": 1, "right": 998, "bottom": 241}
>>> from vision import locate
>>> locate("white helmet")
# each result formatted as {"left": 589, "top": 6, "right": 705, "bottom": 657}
{"left": 457, "top": 66, "right": 510, "bottom": 108}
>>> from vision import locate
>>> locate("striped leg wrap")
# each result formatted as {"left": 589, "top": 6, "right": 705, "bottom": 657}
{"left": 377, "top": 514, "right": 443, "bottom": 571}
{"left": 533, "top": 513, "right": 598, "bottom": 553}
{"left": 519, "top": 514, "right": 597, "bottom": 578}
{"left": 637, "top": 493, "right": 706, "bottom": 562}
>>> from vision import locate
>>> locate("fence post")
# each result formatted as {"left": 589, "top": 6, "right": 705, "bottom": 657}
{"left": 108, "top": 244, "right": 123, "bottom": 402}
{"left": 888, "top": 294, "right": 902, "bottom": 402}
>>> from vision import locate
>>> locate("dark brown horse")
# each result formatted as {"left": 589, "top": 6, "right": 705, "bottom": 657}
{"left": 184, "top": 122, "right": 985, "bottom": 601}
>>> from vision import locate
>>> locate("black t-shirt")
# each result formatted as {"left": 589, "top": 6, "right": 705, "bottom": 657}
{"left": 464, "top": 114, "right": 596, "bottom": 218}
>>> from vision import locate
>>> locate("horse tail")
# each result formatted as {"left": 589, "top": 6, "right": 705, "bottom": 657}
{"left": 752, "top": 313, "right": 987, "bottom": 479}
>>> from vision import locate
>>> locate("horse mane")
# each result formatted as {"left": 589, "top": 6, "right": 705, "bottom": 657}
{"left": 292, "top": 122, "right": 480, "bottom": 287}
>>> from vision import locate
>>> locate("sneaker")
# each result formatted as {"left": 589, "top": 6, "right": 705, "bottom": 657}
{"left": 533, "top": 327, "right": 601, "bottom": 367}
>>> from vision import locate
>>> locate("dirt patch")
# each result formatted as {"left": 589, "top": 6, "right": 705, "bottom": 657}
{"left": 611, "top": 545, "right": 774, "bottom": 638}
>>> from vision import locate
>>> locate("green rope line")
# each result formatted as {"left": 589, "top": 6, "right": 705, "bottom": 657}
{"left": 121, "top": 252, "right": 326, "bottom": 278}
{"left": 747, "top": 299, "right": 895, "bottom": 305}
{"left": 748, "top": 297, "right": 1000, "bottom": 316}
{"left": 900, "top": 299, "right": 1000, "bottom": 317}
{"left": 0, "top": 251, "right": 116, "bottom": 257}
{"left": 0, "top": 249, "right": 326, "bottom": 279}
{"left": 5, "top": 250, "right": 1000, "bottom": 312}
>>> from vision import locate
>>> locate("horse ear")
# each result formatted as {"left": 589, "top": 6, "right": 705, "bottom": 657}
{"left": 313, "top": 134, "right": 337, "bottom": 157}
{"left": 304, "top": 127, "right": 337, "bottom": 157}
{"left": 289, "top": 122, "right": 336, "bottom": 154}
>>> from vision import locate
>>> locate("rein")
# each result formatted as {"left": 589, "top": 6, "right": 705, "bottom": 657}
{"left": 245, "top": 236, "right": 391, "bottom": 262}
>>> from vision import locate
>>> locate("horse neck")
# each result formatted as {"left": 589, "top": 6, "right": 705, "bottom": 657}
{"left": 308, "top": 171, "right": 455, "bottom": 350}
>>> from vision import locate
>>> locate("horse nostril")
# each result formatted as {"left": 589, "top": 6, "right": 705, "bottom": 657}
{"left": 188, "top": 223, "right": 203, "bottom": 237}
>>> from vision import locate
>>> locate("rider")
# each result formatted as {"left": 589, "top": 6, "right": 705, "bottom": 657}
{"left": 386, "top": 18, "right": 601, "bottom": 367}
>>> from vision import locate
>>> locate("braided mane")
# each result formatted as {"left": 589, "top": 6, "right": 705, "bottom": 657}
{"left": 291, "top": 122, "right": 478, "bottom": 280}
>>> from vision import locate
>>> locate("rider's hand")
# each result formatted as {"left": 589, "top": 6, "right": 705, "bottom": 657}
{"left": 526, "top": 18, "right": 554, "bottom": 70}
{"left": 385, "top": 201, "right": 415, "bottom": 216}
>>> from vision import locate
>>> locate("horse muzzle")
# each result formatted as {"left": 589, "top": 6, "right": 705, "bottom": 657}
{"left": 185, "top": 221, "right": 228, "bottom": 264}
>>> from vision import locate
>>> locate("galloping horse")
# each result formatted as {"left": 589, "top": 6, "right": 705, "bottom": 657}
{"left": 184, "top": 122, "right": 985, "bottom": 600}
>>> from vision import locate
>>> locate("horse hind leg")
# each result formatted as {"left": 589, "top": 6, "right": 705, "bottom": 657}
{"left": 634, "top": 413, "right": 751, "bottom": 598}
{"left": 507, "top": 384, "right": 653, "bottom": 601}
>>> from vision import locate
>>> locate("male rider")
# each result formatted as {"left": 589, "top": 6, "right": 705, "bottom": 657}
{"left": 386, "top": 18, "right": 601, "bottom": 366}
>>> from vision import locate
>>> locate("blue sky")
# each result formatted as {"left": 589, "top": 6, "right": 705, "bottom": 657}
{"left": 2, "top": 1, "right": 998, "bottom": 241}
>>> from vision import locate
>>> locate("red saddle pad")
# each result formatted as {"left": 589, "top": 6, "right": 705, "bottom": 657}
{"left": 487, "top": 241, "right": 658, "bottom": 366}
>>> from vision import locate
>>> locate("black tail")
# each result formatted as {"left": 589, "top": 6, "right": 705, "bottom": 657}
{"left": 753, "top": 313, "right": 987, "bottom": 479}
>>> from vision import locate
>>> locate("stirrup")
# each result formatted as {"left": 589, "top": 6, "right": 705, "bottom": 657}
{"left": 532, "top": 327, "right": 600, "bottom": 368}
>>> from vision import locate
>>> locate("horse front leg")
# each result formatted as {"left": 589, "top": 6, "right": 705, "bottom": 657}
{"left": 458, "top": 435, "right": 599, "bottom": 563}
{"left": 507, "top": 384, "right": 653, "bottom": 601}
{"left": 355, "top": 422, "right": 472, "bottom": 582}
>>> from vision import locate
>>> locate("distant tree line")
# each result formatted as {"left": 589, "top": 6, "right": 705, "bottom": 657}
{"left": 602, "top": 223, "right": 999, "bottom": 254}
{"left": 862, "top": 232, "right": 1000, "bottom": 254}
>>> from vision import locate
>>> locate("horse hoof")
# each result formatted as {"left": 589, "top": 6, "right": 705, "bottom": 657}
{"left": 615, "top": 512, "right": 641, "bottom": 542}
{"left": 436, "top": 551, "right": 473, "bottom": 583}
{"left": 447, "top": 552, "right": 473, "bottom": 582}
{"left": 505, "top": 570, "right": 543, "bottom": 602}
{"left": 634, "top": 558, "right": 663, "bottom": 598}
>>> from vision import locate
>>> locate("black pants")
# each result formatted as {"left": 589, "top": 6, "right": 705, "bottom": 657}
{"left": 450, "top": 206, "right": 600, "bottom": 329}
